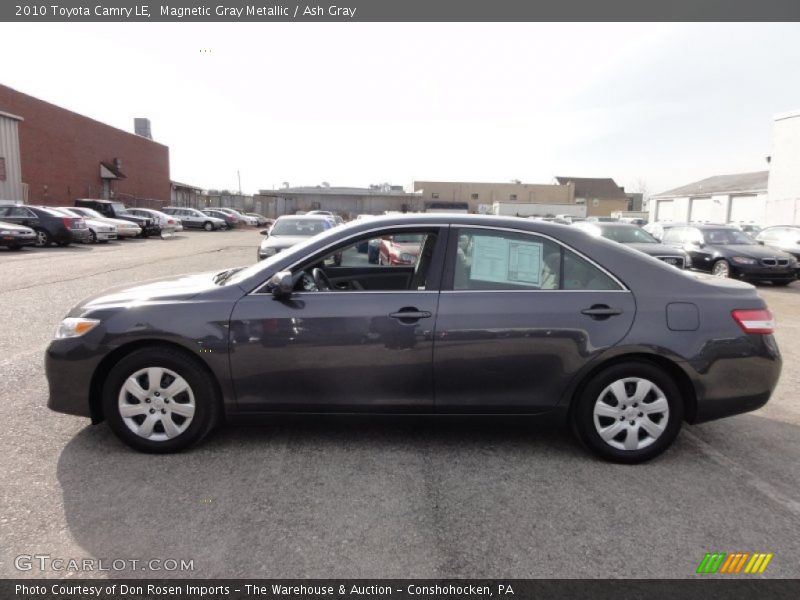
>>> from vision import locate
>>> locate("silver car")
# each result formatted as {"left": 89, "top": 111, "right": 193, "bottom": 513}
{"left": 126, "top": 208, "right": 182, "bottom": 235}
{"left": 162, "top": 207, "right": 226, "bottom": 231}
{"left": 756, "top": 225, "right": 800, "bottom": 265}
{"left": 51, "top": 207, "right": 117, "bottom": 243}
{"left": 69, "top": 206, "right": 141, "bottom": 238}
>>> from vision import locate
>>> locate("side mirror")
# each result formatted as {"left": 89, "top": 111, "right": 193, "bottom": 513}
{"left": 259, "top": 229, "right": 270, "bottom": 236}
{"left": 268, "top": 270, "right": 294, "bottom": 297}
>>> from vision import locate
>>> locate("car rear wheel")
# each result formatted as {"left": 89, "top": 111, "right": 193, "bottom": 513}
{"left": 712, "top": 259, "right": 731, "bottom": 278}
{"left": 573, "top": 361, "right": 683, "bottom": 463}
{"left": 102, "top": 347, "right": 221, "bottom": 453}
{"left": 203, "top": 221, "right": 214, "bottom": 231}
{"left": 34, "top": 229, "right": 51, "bottom": 248}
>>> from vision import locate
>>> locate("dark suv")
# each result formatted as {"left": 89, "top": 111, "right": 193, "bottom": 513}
{"left": 74, "top": 199, "right": 160, "bottom": 237}
{"left": 663, "top": 224, "right": 797, "bottom": 284}
{"left": 0, "top": 205, "right": 90, "bottom": 247}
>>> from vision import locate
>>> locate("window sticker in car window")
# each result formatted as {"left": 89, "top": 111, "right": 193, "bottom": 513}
{"left": 470, "top": 236, "right": 543, "bottom": 286}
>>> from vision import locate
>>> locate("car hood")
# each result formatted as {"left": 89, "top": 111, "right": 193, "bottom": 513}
{"left": 74, "top": 271, "right": 222, "bottom": 311}
{"left": 84, "top": 218, "right": 115, "bottom": 230}
{"left": 260, "top": 235, "right": 312, "bottom": 250}
{"left": 707, "top": 243, "right": 794, "bottom": 259}
{"left": 625, "top": 242, "right": 686, "bottom": 256}
{"left": 105, "top": 218, "right": 140, "bottom": 228}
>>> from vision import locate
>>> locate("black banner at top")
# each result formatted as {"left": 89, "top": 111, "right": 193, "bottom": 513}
{"left": 3, "top": 0, "right": 800, "bottom": 22}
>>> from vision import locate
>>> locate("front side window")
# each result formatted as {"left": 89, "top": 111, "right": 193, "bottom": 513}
{"left": 452, "top": 228, "right": 621, "bottom": 291}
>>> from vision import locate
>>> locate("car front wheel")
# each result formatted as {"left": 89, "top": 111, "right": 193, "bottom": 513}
{"left": 103, "top": 347, "right": 221, "bottom": 453}
{"left": 203, "top": 221, "right": 214, "bottom": 231}
{"left": 573, "top": 361, "right": 683, "bottom": 463}
{"left": 712, "top": 259, "right": 731, "bottom": 278}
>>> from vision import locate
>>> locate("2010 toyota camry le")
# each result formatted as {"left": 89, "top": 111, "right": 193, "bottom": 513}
{"left": 45, "top": 214, "right": 782, "bottom": 462}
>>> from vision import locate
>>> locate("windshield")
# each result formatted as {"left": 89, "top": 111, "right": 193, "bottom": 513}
{"left": 601, "top": 226, "right": 658, "bottom": 244}
{"left": 270, "top": 218, "right": 329, "bottom": 236}
{"left": 703, "top": 229, "right": 752, "bottom": 245}
{"left": 110, "top": 202, "right": 127, "bottom": 213}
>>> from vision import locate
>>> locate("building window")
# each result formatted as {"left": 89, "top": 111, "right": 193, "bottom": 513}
{"left": 0, "top": 157, "right": 6, "bottom": 182}
{"left": 510, "top": 194, "right": 517, "bottom": 201}
{"left": 471, "top": 193, "right": 479, "bottom": 200}
{"left": 431, "top": 193, "right": 440, "bottom": 199}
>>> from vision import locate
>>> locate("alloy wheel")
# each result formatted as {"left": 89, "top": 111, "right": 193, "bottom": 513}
{"left": 118, "top": 367, "right": 196, "bottom": 441}
{"left": 35, "top": 230, "right": 48, "bottom": 247}
{"left": 592, "top": 377, "right": 669, "bottom": 451}
{"left": 712, "top": 261, "right": 730, "bottom": 277}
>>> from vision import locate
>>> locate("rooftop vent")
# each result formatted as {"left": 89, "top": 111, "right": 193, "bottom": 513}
{"left": 134, "top": 118, "right": 152, "bottom": 139}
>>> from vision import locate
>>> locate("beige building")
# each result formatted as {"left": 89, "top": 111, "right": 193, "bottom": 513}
{"left": 554, "top": 176, "right": 630, "bottom": 217}
{"left": 413, "top": 180, "right": 575, "bottom": 213}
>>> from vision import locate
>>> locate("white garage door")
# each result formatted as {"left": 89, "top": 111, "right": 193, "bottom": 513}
{"left": 689, "top": 197, "right": 713, "bottom": 222}
{"left": 728, "top": 195, "right": 760, "bottom": 222}
{"left": 655, "top": 200, "right": 674, "bottom": 222}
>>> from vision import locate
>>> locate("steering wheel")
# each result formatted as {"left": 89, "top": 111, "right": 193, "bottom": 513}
{"left": 311, "top": 268, "right": 332, "bottom": 291}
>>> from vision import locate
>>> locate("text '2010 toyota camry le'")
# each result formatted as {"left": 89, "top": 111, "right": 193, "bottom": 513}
{"left": 45, "top": 215, "right": 781, "bottom": 463}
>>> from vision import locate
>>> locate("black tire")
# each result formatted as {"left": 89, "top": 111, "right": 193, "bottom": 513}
{"left": 572, "top": 361, "right": 684, "bottom": 464}
{"left": 34, "top": 228, "right": 52, "bottom": 248}
{"left": 203, "top": 221, "right": 214, "bottom": 231}
{"left": 102, "top": 347, "right": 222, "bottom": 453}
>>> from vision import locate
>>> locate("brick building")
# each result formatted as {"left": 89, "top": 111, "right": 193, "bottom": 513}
{"left": 0, "top": 84, "right": 170, "bottom": 207}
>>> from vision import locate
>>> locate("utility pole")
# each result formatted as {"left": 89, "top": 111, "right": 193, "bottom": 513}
{"left": 237, "top": 170, "right": 242, "bottom": 195}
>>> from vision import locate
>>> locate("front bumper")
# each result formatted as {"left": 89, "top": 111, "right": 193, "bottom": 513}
{"left": 0, "top": 233, "right": 36, "bottom": 246}
{"left": 95, "top": 230, "right": 117, "bottom": 241}
{"left": 735, "top": 264, "right": 796, "bottom": 281}
{"left": 45, "top": 338, "right": 106, "bottom": 420}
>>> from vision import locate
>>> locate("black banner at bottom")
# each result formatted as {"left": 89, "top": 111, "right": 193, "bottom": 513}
{"left": 3, "top": 580, "right": 800, "bottom": 600}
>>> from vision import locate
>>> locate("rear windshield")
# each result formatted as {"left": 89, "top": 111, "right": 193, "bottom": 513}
{"left": 601, "top": 226, "right": 658, "bottom": 244}
{"left": 271, "top": 218, "right": 329, "bottom": 236}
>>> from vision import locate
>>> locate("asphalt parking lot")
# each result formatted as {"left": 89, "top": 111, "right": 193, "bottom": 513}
{"left": 1, "top": 229, "right": 799, "bottom": 579}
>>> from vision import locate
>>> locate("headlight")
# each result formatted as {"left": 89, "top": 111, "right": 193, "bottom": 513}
{"left": 400, "top": 253, "right": 413, "bottom": 262}
{"left": 55, "top": 317, "right": 100, "bottom": 339}
{"left": 0, "top": 230, "right": 14, "bottom": 235}
{"left": 731, "top": 256, "right": 757, "bottom": 265}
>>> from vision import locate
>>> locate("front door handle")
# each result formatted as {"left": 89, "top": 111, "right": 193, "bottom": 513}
{"left": 389, "top": 308, "right": 432, "bottom": 323}
{"left": 581, "top": 305, "right": 623, "bottom": 319}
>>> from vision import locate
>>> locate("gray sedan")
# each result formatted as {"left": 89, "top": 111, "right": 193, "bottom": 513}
{"left": 45, "top": 214, "right": 781, "bottom": 463}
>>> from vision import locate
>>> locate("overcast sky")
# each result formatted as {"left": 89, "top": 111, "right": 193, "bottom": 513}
{"left": 1, "top": 22, "right": 799, "bottom": 195}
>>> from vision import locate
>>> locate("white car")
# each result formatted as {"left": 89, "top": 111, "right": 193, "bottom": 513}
{"left": 69, "top": 206, "right": 141, "bottom": 238}
{"left": 126, "top": 208, "right": 182, "bottom": 234}
{"left": 51, "top": 207, "right": 117, "bottom": 243}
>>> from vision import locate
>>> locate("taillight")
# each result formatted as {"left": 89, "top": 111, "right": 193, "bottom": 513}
{"left": 62, "top": 217, "right": 72, "bottom": 229}
{"left": 732, "top": 309, "right": 775, "bottom": 334}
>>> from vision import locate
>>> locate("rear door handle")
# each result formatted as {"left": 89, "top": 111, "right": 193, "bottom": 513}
{"left": 389, "top": 308, "right": 432, "bottom": 322}
{"left": 581, "top": 305, "right": 623, "bottom": 319}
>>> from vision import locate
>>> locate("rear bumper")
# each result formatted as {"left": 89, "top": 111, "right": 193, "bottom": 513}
{"left": 689, "top": 334, "right": 782, "bottom": 423}
{"left": 68, "top": 228, "right": 91, "bottom": 243}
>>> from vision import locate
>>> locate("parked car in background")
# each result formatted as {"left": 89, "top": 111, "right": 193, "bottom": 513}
{"left": 728, "top": 222, "right": 763, "bottom": 238}
{"left": 584, "top": 216, "right": 620, "bottom": 223}
{"left": 756, "top": 226, "right": 800, "bottom": 272}
{"left": 51, "top": 207, "right": 117, "bottom": 243}
{"left": 573, "top": 222, "right": 691, "bottom": 269}
{"left": 162, "top": 207, "right": 226, "bottom": 231}
{"left": 212, "top": 207, "right": 252, "bottom": 226}
{"left": 74, "top": 199, "right": 160, "bottom": 237}
{"left": 0, "top": 205, "right": 89, "bottom": 247}
{"left": 245, "top": 213, "right": 271, "bottom": 227}
{"left": 125, "top": 208, "right": 181, "bottom": 235}
{"left": 378, "top": 233, "right": 424, "bottom": 266}
{"left": 202, "top": 209, "right": 237, "bottom": 229}
{"left": 45, "top": 214, "right": 782, "bottom": 462}
{"left": 643, "top": 222, "right": 681, "bottom": 241}
{"left": 257, "top": 214, "right": 336, "bottom": 261}
{"left": 69, "top": 206, "right": 142, "bottom": 238}
{"left": 662, "top": 224, "right": 797, "bottom": 284}
{"left": 0, "top": 220, "right": 36, "bottom": 250}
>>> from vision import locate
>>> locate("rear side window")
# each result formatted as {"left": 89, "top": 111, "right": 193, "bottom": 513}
{"left": 452, "top": 228, "right": 621, "bottom": 291}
